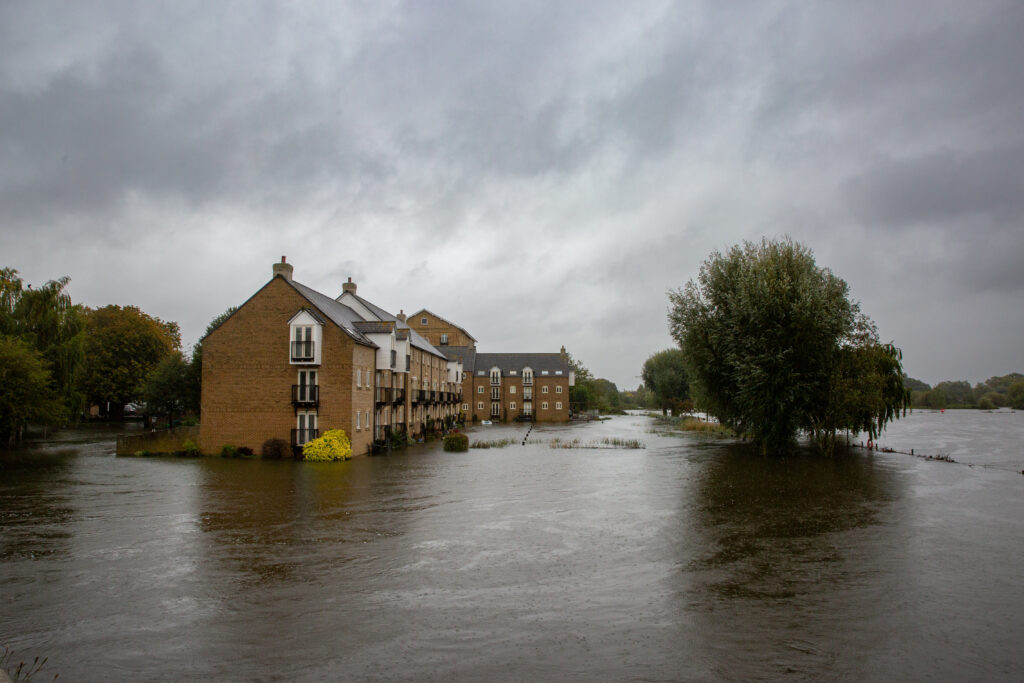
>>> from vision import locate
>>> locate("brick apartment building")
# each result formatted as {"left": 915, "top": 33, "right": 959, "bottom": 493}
{"left": 408, "top": 310, "right": 575, "bottom": 423}
{"left": 199, "top": 259, "right": 464, "bottom": 456}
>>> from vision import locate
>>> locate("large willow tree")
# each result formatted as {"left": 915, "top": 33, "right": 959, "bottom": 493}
{"left": 668, "top": 238, "right": 909, "bottom": 454}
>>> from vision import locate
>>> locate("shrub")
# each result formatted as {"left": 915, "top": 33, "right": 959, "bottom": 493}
{"left": 220, "top": 445, "right": 238, "bottom": 458}
{"left": 261, "top": 437, "right": 291, "bottom": 459}
{"left": 443, "top": 433, "right": 469, "bottom": 452}
{"left": 182, "top": 439, "right": 201, "bottom": 457}
{"left": 181, "top": 416, "right": 199, "bottom": 427}
{"left": 237, "top": 446, "right": 254, "bottom": 457}
{"left": 303, "top": 429, "right": 353, "bottom": 461}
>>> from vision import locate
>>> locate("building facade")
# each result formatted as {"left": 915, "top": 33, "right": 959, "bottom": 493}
{"left": 199, "top": 259, "right": 463, "bottom": 456}
{"left": 408, "top": 310, "right": 574, "bottom": 423}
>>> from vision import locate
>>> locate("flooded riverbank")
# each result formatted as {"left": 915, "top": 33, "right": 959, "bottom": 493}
{"left": 2, "top": 415, "right": 1022, "bottom": 680}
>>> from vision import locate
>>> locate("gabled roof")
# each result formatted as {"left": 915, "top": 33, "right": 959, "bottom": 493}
{"left": 410, "top": 308, "right": 477, "bottom": 343}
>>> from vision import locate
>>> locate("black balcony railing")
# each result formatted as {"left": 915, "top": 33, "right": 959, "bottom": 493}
{"left": 291, "top": 384, "right": 319, "bottom": 406}
{"left": 290, "top": 340, "right": 315, "bottom": 362}
{"left": 375, "top": 387, "right": 392, "bottom": 404}
{"left": 291, "top": 428, "right": 319, "bottom": 447}
{"left": 392, "top": 388, "right": 406, "bottom": 404}
{"left": 523, "top": 378, "right": 533, "bottom": 386}
{"left": 417, "top": 390, "right": 427, "bottom": 403}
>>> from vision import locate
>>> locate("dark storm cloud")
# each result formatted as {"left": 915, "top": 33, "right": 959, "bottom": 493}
{"left": 844, "top": 145, "right": 1024, "bottom": 228}
{"left": 1, "top": 1, "right": 1022, "bottom": 386}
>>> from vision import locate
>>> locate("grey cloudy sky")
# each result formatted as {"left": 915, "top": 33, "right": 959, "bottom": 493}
{"left": 2, "top": 1, "right": 1022, "bottom": 388}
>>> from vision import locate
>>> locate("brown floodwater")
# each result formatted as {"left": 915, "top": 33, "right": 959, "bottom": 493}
{"left": 1, "top": 414, "right": 1022, "bottom": 681}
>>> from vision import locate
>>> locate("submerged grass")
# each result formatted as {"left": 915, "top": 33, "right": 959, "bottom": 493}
{"left": 546, "top": 436, "right": 645, "bottom": 450}
{"left": 471, "top": 438, "right": 516, "bottom": 449}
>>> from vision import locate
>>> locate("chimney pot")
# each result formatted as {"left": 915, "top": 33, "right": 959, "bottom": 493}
{"left": 272, "top": 257, "right": 294, "bottom": 282}
{"left": 342, "top": 278, "right": 357, "bottom": 295}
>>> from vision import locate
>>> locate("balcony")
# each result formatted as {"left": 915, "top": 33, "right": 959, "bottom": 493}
{"left": 375, "top": 387, "right": 393, "bottom": 404}
{"left": 291, "top": 384, "right": 319, "bottom": 407}
{"left": 290, "top": 340, "right": 315, "bottom": 362}
{"left": 523, "top": 377, "right": 533, "bottom": 386}
{"left": 392, "top": 388, "right": 406, "bottom": 404}
{"left": 490, "top": 377, "right": 501, "bottom": 386}
{"left": 291, "top": 428, "right": 319, "bottom": 448}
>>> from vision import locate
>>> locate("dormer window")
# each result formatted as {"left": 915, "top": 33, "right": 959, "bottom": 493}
{"left": 440, "top": 333, "right": 448, "bottom": 345}
{"left": 289, "top": 310, "right": 323, "bottom": 365}
{"left": 490, "top": 367, "right": 501, "bottom": 385}
{"left": 523, "top": 368, "right": 533, "bottom": 385}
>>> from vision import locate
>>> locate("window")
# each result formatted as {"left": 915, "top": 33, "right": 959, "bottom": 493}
{"left": 440, "top": 334, "right": 448, "bottom": 345}
{"left": 523, "top": 387, "right": 532, "bottom": 400}
{"left": 491, "top": 387, "right": 500, "bottom": 400}
{"left": 541, "top": 370, "right": 549, "bottom": 375}
{"left": 556, "top": 385, "right": 563, "bottom": 394}
{"left": 478, "top": 386, "right": 484, "bottom": 394}
{"left": 509, "top": 370, "right": 516, "bottom": 375}
{"left": 421, "top": 317, "right": 428, "bottom": 325}
{"left": 462, "top": 403, "right": 469, "bottom": 411}
{"left": 390, "top": 349, "right": 397, "bottom": 368}
{"left": 356, "top": 368, "right": 362, "bottom": 387}
{"left": 510, "top": 402, "right": 516, "bottom": 411}
{"left": 406, "top": 355, "right": 411, "bottom": 371}
{"left": 491, "top": 402, "right": 500, "bottom": 417}
{"left": 510, "top": 385, "right": 516, "bottom": 394}
{"left": 356, "top": 410, "right": 361, "bottom": 430}
{"left": 291, "top": 325, "right": 315, "bottom": 362}
{"left": 490, "top": 368, "right": 500, "bottom": 385}
{"left": 542, "top": 402, "right": 548, "bottom": 410}
{"left": 522, "top": 402, "right": 532, "bottom": 416}
{"left": 555, "top": 370, "right": 563, "bottom": 375}
{"left": 542, "top": 386, "right": 549, "bottom": 393}
{"left": 523, "top": 368, "right": 533, "bottom": 385}
{"left": 295, "top": 370, "right": 317, "bottom": 403}
{"left": 477, "top": 402, "right": 483, "bottom": 410}
{"left": 556, "top": 402, "right": 562, "bottom": 410}
{"left": 296, "top": 412, "right": 317, "bottom": 445}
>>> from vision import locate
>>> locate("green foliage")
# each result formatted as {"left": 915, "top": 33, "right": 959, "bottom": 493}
{"left": 261, "top": 437, "right": 291, "bottom": 459}
{"left": 220, "top": 445, "right": 239, "bottom": 458}
{"left": 1, "top": 267, "right": 86, "bottom": 420}
{"left": 79, "top": 305, "right": 180, "bottom": 417}
{"left": 470, "top": 438, "right": 515, "bottom": 449}
{"left": 933, "top": 380, "right": 974, "bottom": 407}
{"left": 668, "top": 238, "right": 908, "bottom": 454}
{"left": 903, "top": 376, "right": 931, "bottom": 392}
{"left": 0, "top": 335, "right": 68, "bottom": 445}
{"left": 641, "top": 349, "right": 689, "bottom": 415}
{"left": 443, "top": 433, "right": 469, "bottom": 451}
{"left": 181, "top": 439, "right": 201, "bottom": 457}
{"left": 142, "top": 351, "right": 192, "bottom": 426}
{"left": 1009, "top": 381, "right": 1024, "bottom": 410}
{"left": 922, "top": 388, "right": 947, "bottom": 409}
{"left": 302, "top": 429, "right": 352, "bottom": 461}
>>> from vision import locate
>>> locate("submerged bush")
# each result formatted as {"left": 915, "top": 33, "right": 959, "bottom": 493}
{"left": 470, "top": 438, "right": 515, "bottom": 449}
{"left": 220, "top": 445, "right": 238, "bottom": 458}
{"left": 303, "top": 429, "right": 352, "bottom": 461}
{"left": 181, "top": 439, "right": 201, "bottom": 457}
{"left": 261, "top": 437, "right": 290, "bottom": 459}
{"left": 443, "top": 433, "right": 469, "bottom": 452}
{"left": 237, "top": 446, "right": 254, "bottom": 457}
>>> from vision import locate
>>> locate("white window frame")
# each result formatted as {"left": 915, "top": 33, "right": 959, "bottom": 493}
{"left": 477, "top": 401, "right": 483, "bottom": 410}
{"left": 478, "top": 386, "right": 484, "bottom": 394}
{"left": 542, "top": 402, "right": 549, "bottom": 410}
{"left": 556, "top": 402, "right": 562, "bottom": 410}
{"left": 510, "top": 402, "right": 516, "bottom": 411}
{"left": 542, "top": 385, "right": 549, "bottom": 394}
{"left": 556, "top": 385, "right": 563, "bottom": 394}
{"left": 510, "top": 385, "right": 516, "bottom": 394}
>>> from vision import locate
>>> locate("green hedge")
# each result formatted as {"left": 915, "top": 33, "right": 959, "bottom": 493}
{"left": 443, "top": 433, "right": 469, "bottom": 452}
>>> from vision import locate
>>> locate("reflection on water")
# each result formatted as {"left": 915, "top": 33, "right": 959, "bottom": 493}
{"left": 1, "top": 417, "right": 1022, "bottom": 681}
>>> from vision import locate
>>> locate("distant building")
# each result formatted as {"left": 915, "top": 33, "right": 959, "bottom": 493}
{"left": 408, "top": 310, "right": 574, "bottom": 423}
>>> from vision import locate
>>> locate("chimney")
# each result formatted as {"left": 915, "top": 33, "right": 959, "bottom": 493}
{"left": 560, "top": 345, "right": 567, "bottom": 358}
{"left": 396, "top": 309, "right": 406, "bottom": 322}
{"left": 273, "top": 256, "right": 293, "bottom": 282}
{"left": 342, "top": 277, "right": 357, "bottom": 295}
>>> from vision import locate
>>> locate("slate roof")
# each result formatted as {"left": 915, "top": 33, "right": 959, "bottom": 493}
{"left": 353, "top": 321, "right": 395, "bottom": 334}
{"left": 440, "top": 345, "right": 476, "bottom": 370}
{"left": 289, "top": 280, "right": 375, "bottom": 346}
{"left": 449, "top": 349, "right": 571, "bottom": 377}
{"left": 343, "top": 292, "right": 447, "bottom": 358}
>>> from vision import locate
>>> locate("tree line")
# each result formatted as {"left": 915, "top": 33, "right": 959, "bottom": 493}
{"left": 905, "top": 373, "right": 1024, "bottom": 410}
{"left": 1, "top": 267, "right": 230, "bottom": 446}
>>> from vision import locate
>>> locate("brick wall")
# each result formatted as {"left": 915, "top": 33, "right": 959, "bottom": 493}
{"left": 199, "top": 277, "right": 373, "bottom": 455}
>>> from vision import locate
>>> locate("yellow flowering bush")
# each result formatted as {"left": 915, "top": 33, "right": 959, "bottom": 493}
{"left": 302, "top": 429, "right": 353, "bottom": 461}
